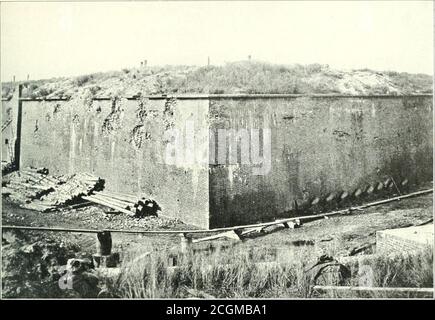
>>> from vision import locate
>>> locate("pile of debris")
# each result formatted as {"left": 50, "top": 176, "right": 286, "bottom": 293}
{"left": 2, "top": 167, "right": 104, "bottom": 212}
{"left": 84, "top": 191, "right": 161, "bottom": 218}
{"left": 2, "top": 167, "right": 161, "bottom": 219}
{"left": 1, "top": 161, "right": 16, "bottom": 176}
{"left": 2, "top": 167, "right": 56, "bottom": 203}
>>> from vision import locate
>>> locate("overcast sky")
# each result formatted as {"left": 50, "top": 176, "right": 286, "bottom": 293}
{"left": 1, "top": 1, "right": 433, "bottom": 81}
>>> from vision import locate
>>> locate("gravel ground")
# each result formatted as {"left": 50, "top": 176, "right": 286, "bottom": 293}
{"left": 1, "top": 199, "right": 195, "bottom": 252}
{"left": 2, "top": 190, "right": 433, "bottom": 258}
{"left": 237, "top": 192, "right": 433, "bottom": 260}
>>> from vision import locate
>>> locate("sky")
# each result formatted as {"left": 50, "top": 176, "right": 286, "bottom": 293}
{"left": 1, "top": 1, "right": 433, "bottom": 81}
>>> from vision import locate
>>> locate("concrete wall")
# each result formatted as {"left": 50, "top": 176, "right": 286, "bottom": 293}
{"left": 208, "top": 96, "right": 433, "bottom": 227}
{"left": 1, "top": 93, "right": 19, "bottom": 163}
{"left": 19, "top": 96, "right": 210, "bottom": 228}
{"left": 376, "top": 224, "right": 433, "bottom": 255}
{"left": 8, "top": 93, "right": 433, "bottom": 228}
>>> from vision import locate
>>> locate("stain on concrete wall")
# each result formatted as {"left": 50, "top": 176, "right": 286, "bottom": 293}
{"left": 208, "top": 96, "right": 433, "bottom": 227}
{"left": 2, "top": 102, "right": 14, "bottom": 162}
{"left": 1, "top": 93, "right": 19, "bottom": 163}
{"left": 19, "top": 97, "right": 210, "bottom": 228}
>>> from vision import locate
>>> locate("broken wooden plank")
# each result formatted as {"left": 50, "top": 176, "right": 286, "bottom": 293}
{"left": 82, "top": 195, "right": 135, "bottom": 216}
{"left": 97, "top": 191, "right": 139, "bottom": 203}
{"left": 278, "top": 219, "right": 300, "bottom": 229}
{"left": 91, "top": 193, "right": 134, "bottom": 209}
{"left": 191, "top": 230, "right": 242, "bottom": 243}
{"left": 61, "top": 201, "right": 93, "bottom": 210}
{"left": 240, "top": 226, "right": 265, "bottom": 236}
{"left": 93, "top": 192, "right": 134, "bottom": 205}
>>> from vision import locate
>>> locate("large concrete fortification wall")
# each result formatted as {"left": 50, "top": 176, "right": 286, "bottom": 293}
{"left": 2, "top": 92, "right": 432, "bottom": 229}
{"left": 208, "top": 96, "right": 433, "bottom": 227}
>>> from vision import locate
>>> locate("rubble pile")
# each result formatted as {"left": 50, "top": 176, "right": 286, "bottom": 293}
{"left": 2, "top": 167, "right": 104, "bottom": 212}
{"left": 2, "top": 230, "right": 85, "bottom": 298}
{"left": 1, "top": 160, "right": 16, "bottom": 175}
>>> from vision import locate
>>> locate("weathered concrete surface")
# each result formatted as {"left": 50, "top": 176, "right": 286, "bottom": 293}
{"left": 10, "top": 94, "right": 433, "bottom": 228}
{"left": 208, "top": 96, "right": 433, "bottom": 227}
{"left": 19, "top": 97, "right": 209, "bottom": 228}
{"left": 1, "top": 94, "right": 19, "bottom": 163}
{"left": 376, "top": 224, "right": 434, "bottom": 255}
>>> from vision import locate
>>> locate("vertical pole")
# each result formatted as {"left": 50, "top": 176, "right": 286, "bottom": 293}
{"left": 207, "top": 56, "right": 210, "bottom": 66}
{"left": 179, "top": 233, "right": 191, "bottom": 253}
{"left": 93, "top": 231, "right": 119, "bottom": 268}
{"left": 96, "top": 231, "right": 112, "bottom": 256}
{"left": 14, "top": 84, "right": 23, "bottom": 170}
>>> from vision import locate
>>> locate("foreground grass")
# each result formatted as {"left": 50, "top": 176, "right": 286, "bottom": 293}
{"left": 106, "top": 245, "right": 306, "bottom": 298}
{"left": 337, "top": 247, "right": 434, "bottom": 298}
{"left": 2, "top": 230, "right": 432, "bottom": 298}
{"left": 104, "top": 243, "right": 433, "bottom": 299}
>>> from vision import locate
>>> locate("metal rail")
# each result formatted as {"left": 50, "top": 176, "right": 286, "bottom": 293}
{"left": 2, "top": 188, "right": 432, "bottom": 235}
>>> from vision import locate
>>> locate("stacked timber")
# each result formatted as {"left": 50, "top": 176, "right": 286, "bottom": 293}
{"left": 2, "top": 167, "right": 104, "bottom": 211}
{"left": 40, "top": 173, "right": 104, "bottom": 207}
{"left": 2, "top": 168, "right": 56, "bottom": 203}
{"left": 83, "top": 191, "right": 160, "bottom": 218}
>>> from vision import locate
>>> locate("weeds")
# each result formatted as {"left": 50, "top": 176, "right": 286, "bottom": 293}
{"left": 106, "top": 243, "right": 433, "bottom": 299}
{"left": 2, "top": 62, "right": 432, "bottom": 99}
{"left": 108, "top": 244, "right": 308, "bottom": 298}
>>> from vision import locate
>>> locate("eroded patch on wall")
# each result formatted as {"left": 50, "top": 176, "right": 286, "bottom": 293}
{"left": 102, "top": 97, "right": 126, "bottom": 136}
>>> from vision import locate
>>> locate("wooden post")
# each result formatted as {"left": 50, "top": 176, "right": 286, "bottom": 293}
{"left": 14, "top": 84, "right": 23, "bottom": 170}
{"left": 179, "top": 233, "right": 191, "bottom": 253}
{"left": 93, "top": 231, "right": 119, "bottom": 268}
{"left": 96, "top": 231, "right": 112, "bottom": 256}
